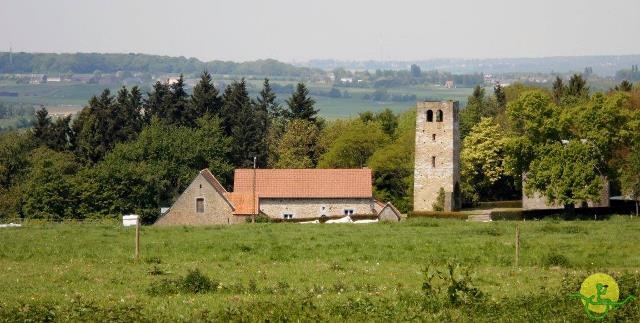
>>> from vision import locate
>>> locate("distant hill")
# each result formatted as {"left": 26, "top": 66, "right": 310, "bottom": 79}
{"left": 0, "top": 52, "right": 320, "bottom": 77}
{"left": 304, "top": 55, "right": 640, "bottom": 77}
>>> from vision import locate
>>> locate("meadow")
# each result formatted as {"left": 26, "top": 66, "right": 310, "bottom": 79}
{"left": 1, "top": 217, "right": 639, "bottom": 321}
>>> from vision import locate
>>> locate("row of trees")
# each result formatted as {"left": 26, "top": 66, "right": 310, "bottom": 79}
{"left": 0, "top": 52, "right": 319, "bottom": 77}
{"left": 0, "top": 72, "right": 324, "bottom": 221}
{"left": 1, "top": 72, "right": 639, "bottom": 221}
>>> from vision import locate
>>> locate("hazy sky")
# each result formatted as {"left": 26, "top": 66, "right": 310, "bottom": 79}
{"left": 1, "top": 0, "right": 639, "bottom": 62}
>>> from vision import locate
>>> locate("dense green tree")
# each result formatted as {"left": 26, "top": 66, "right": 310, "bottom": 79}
{"left": 274, "top": 119, "right": 320, "bottom": 168}
{"left": 318, "top": 119, "right": 389, "bottom": 168}
{"left": 257, "top": 78, "right": 284, "bottom": 120}
{"left": 75, "top": 117, "right": 232, "bottom": 221}
{"left": 614, "top": 80, "right": 633, "bottom": 92}
{"left": 460, "top": 117, "right": 517, "bottom": 203}
{"left": 368, "top": 124, "right": 414, "bottom": 212}
{"left": 32, "top": 106, "right": 51, "bottom": 142}
{"left": 459, "top": 85, "right": 499, "bottom": 139}
{"left": 21, "top": 147, "right": 79, "bottom": 219}
{"left": 619, "top": 143, "right": 640, "bottom": 216}
{"left": 0, "top": 131, "right": 35, "bottom": 189}
{"left": 189, "top": 71, "right": 222, "bottom": 124}
{"left": 566, "top": 74, "right": 589, "bottom": 98}
{"left": 144, "top": 81, "right": 171, "bottom": 123}
{"left": 552, "top": 76, "right": 565, "bottom": 103}
{"left": 285, "top": 83, "right": 318, "bottom": 122}
{"left": 494, "top": 83, "right": 507, "bottom": 109}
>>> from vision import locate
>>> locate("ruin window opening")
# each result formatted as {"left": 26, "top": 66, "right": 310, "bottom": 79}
{"left": 431, "top": 156, "right": 436, "bottom": 168}
{"left": 426, "top": 110, "right": 433, "bottom": 122}
{"left": 432, "top": 134, "right": 436, "bottom": 141}
{"left": 436, "top": 110, "right": 443, "bottom": 122}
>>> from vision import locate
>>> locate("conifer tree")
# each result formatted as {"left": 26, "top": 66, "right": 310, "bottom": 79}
{"left": 494, "top": 83, "right": 507, "bottom": 109}
{"left": 285, "top": 83, "right": 318, "bottom": 122}
{"left": 257, "top": 78, "right": 283, "bottom": 119}
{"left": 33, "top": 106, "right": 51, "bottom": 142}
{"left": 189, "top": 71, "right": 221, "bottom": 124}
{"left": 552, "top": 76, "right": 565, "bottom": 103}
{"left": 144, "top": 81, "right": 171, "bottom": 123}
{"left": 168, "top": 74, "right": 189, "bottom": 126}
{"left": 566, "top": 74, "right": 589, "bottom": 97}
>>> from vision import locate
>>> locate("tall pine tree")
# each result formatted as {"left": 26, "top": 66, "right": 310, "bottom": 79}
{"left": 285, "top": 83, "right": 318, "bottom": 122}
{"left": 189, "top": 71, "right": 222, "bottom": 125}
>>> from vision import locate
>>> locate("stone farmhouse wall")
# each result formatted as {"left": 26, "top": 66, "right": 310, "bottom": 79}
{"left": 259, "top": 198, "right": 375, "bottom": 220}
{"left": 155, "top": 173, "right": 241, "bottom": 226}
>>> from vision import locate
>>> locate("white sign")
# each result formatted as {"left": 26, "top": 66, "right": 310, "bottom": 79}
{"left": 123, "top": 214, "right": 139, "bottom": 227}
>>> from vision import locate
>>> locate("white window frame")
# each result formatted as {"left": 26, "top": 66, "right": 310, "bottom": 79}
{"left": 282, "top": 212, "right": 295, "bottom": 220}
{"left": 343, "top": 208, "right": 355, "bottom": 216}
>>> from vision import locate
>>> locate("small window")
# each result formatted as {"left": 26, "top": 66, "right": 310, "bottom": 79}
{"left": 283, "top": 213, "right": 294, "bottom": 220}
{"left": 196, "top": 198, "right": 204, "bottom": 213}
{"left": 426, "top": 110, "right": 433, "bottom": 122}
{"left": 431, "top": 156, "right": 436, "bottom": 168}
{"left": 432, "top": 134, "right": 436, "bottom": 141}
{"left": 436, "top": 110, "right": 443, "bottom": 122}
{"left": 343, "top": 208, "right": 354, "bottom": 216}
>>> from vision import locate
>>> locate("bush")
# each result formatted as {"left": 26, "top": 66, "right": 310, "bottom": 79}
{"left": 147, "top": 268, "right": 217, "bottom": 296}
{"left": 544, "top": 253, "right": 570, "bottom": 268}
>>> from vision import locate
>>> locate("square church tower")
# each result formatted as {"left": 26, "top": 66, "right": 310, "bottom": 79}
{"left": 413, "top": 100, "right": 461, "bottom": 211}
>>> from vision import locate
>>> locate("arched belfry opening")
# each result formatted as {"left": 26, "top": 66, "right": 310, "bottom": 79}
{"left": 426, "top": 110, "right": 433, "bottom": 122}
{"left": 436, "top": 110, "right": 443, "bottom": 122}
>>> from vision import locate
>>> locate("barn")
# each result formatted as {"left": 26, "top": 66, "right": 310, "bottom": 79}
{"left": 155, "top": 168, "right": 396, "bottom": 225}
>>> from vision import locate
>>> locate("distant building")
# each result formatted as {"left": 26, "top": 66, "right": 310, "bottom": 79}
{"left": 444, "top": 80, "right": 455, "bottom": 88}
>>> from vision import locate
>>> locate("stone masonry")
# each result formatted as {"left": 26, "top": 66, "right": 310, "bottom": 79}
{"left": 259, "top": 198, "right": 375, "bottom": 219}
{"left": 155, "top": 172, "right": 244, "bottom": 226}
{"left": 413, "top": 101, "right": 461, "bottom": 212}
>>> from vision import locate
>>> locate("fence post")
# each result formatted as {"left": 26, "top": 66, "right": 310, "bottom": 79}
{"left": 515, "top": 224, "right": 520, "bottom": 268}
{"left": 135, "top": 218, "right": 140, "bottom": 260}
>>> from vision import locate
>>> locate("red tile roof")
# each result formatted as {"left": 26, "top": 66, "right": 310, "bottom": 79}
{"left": 233, "top": 168, "right": 373, "bottom": 198}
{"left": 224, "top": 192, "right": 254, "bottom": 215}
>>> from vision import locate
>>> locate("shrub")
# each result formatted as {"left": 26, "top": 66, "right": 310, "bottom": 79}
{"left": 432, "top": 187, "right": 445, "bottom": 211}
{"left": 181, "top": 269, "right": 215, "bottom": 293}
{"left": 147, "top": 268, "right": 217, "bottom": 296}
{"left": 544, "top": 253, "right": 570, "bottom": 267}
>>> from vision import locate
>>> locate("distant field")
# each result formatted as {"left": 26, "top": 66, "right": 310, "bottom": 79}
{"left": 0, "top": 217, "right": 638, "bottom": 321}
{"left": 0, "top": 80, "right": 476, "bottom": 119}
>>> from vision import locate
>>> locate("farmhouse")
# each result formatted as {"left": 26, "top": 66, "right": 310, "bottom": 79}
{"left": 155, "top": 168, "right": 386, "bottom": 226}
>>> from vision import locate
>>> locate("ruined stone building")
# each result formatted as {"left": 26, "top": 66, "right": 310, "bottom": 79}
{"left": 413, "top": 100, "right": 461, "bottom": 212}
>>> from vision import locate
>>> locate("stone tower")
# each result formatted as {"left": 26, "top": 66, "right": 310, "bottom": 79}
{"left": 413, "top": 100, "right": 461, "bottom": 212}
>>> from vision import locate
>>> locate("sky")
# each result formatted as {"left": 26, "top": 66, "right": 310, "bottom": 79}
{"left": 1, "top": 0, "right": 639, "bottom": 62}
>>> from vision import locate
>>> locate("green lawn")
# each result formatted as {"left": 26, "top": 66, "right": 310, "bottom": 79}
{"left": 1, "top": 217, "right": 639, "bottom": 321}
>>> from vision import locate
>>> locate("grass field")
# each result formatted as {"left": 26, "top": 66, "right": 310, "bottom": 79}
{"left": 1, "top": 217, "right": 639, "bottom": 321}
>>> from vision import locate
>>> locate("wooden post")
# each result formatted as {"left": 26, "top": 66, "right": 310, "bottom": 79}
{"left": 135, "top": 218, "right": 140, "bottom": 260}
{"left": 515, "top": 224, "right": 520, "bottom": 268}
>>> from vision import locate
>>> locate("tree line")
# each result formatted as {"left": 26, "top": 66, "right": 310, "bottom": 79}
{"left": 1, "top": 72, "right": 639, "bottom": 221}
{"left": 0, "top": 52, "right": 319, "bottom": 77}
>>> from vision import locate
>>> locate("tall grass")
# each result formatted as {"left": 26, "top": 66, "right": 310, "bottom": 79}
{"left": 0, "top": 216, "right": 638, "bottom": 321}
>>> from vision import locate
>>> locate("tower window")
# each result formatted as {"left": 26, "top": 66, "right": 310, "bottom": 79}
{"left": 436, "top": 110, "right": 443, "bottom": 122}
{"left": 432, "top": 134, "right": 436, "bottom": 141}
{"left": 426, "top": 110, "right": 433, "bottom": 122}
{"left": 431, "top": 156, "right": 436, "bottom": 168}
